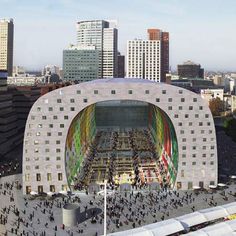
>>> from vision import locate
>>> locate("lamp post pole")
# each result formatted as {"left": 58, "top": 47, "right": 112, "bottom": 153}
{"left": 104, "top": 180, "right": 107, "bottom": 236}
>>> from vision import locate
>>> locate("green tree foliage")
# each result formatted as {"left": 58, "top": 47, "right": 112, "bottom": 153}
{"left": 209, "top": 97, "right": 224, "bottom": 116}
{"left": 224, "top": 118, "right": 236, "bottom": 142}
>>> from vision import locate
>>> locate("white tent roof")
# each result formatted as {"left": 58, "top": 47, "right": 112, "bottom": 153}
{"left": 199, "top": 206, "right": 228, "bottom": 221}
{"left": 143, "top": 219, "right": 184, "bottom": 236}
{"left": 185, "top": 230, "right": 208, "bottom": 236}
{"left": 108, "top": 227, "right": 153, "bottom": 236}
{"left": 225, "top": 219, "right": 236, "bottom": 231}
{"left": 176, "top": 212, "right": 207, "bottom": 228}
{"left": 223, "top": 202, "right": 236, "bottom": 215}
{"left": 202, "top": 221, "right": 233, "bottom": 236}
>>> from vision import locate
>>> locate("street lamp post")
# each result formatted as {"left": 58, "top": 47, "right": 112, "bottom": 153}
{"left": 104, "top": 180, "right": 107, "bottom": 236}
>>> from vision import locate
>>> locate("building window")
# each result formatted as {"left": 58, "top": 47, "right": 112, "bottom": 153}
{"left": 181, "top": 170, "right": 184, "bottom": 177}
{"left": 203, "top": 161, "right": 206, "bottom": 165}
{"left": 210, "top": 146, "right": 215, "bottom": 150}
{"left": 182, "top": 146, "right": 186, "bottom": 150}
{"left": 53, "top": 116, "right": 58, "bottom": 120}
{"left": 77, "top": 90, "right": 81, "bottom": 94}
{"left": 145, "top": 90, "right": 149, "bottom": 94}
{"left": 195, "top": 114, "right": 199, "bottom": 118}
{"left": 70, "top": 107, "right": 75, "bottom": 111}
{"left": 70, "top": 98, "right": 75, "bottom": 103}
{"left": 37, "top": 107, "right": 41, "bottom": 112}
{"left": 47, "top": 173, "right": 52, "bottom": 181}
{"left": 25, "top": 174, "right": 30, "bottom": 182}
{"left": 168, "top": 106, "right": 172, "bottom": 110}
{"left": 56, "top": 165, "right": 61, "bottom": 169}
{"left": 45, "top": 148, "right": 49, "bottom": 153}
{"left": 179, "top": 90, "right": 183, "bottom": 94}
{"left": 182, "top": 138, "right": 186, "bottom": 142}
{"left": 207, "top": 122, "right": 211, "bottom": 126}
{"left": 34, "top": 148, "right": 39, "bottom": 153}
{"left": 46, "top": 157, "right": 50, "bottom": 161}
{"left": 64, "top": 116, "right": 68, "bottom": 120}
{"left": 180, "top": 130, "right": 184, "bottom": 134}
{"left": 49, "top": 124, "right": 53, "bottom": 128}
{"left": 83, "top": 98, "right": 88, "bottom": 103}
{"left": 178, "top": 122, "right": 182, "bottom": 126}
{"left": 36, "top": 173, "right": 41, "bottom": 181}
{"left": 191, "top": 130, "right": 194, "bottom": 134}
{"left": 36, "top": 132, "right": 40, "bottom": 136}
{"left": 38, "top": 124, "right": 42, "bottom": 128}
{"left": 174, "top": 114, "right": 178, "bottom": 118}
{"left": 58, "top": 173, "right": 63, "bottom": 181}
{"left": 94, "top": 90, "right": 98, "bottom": 94}
{"left": 179, "top": 106, "right": 182, "bottom": 110}
{"left": 193, "top": 98, "right": 197, "bottom": 102}
{"left": 205, "top": 114, "right": 209, "bottom": 118}
{"left": 57, "top": 99, "right": 62, "bottom": 103}
{"left": 192, "top": 146, "right": 196, "bottom": 150}
{"left": 56, "top": 149, "right": 61, "bottom": 153}
{"left": 56, "top": 140, "right": 60, "bottom": 144}
{"left": 182, "top": 162, "right": 186, "bottom": 166}
{"left": 60, "top": 107, "right": 64, "bottom": 111}
{"left": 192, "top": 162, "right": 196, "bottom": 165}
{"left": 128, "top": 90, "right": 133, "bottom": 94}
{"left": 181, "top": 98, "right": 185, "bottom": 102}
{"left": 162, "top": 90, "right": 166, "bottom": 94}
{"left": 185, "top": 114, "right": 189, "bottom": 118}
{"left": 60, "top": 124, "right": 64, "bottom": 128}
{"left": 58, "top": 132, "right": 62, "bottom": 136}
{"left": 56, "top": 156, "right": 61, "bottom": 161}
{"left": 202, "top": 154, "right": 206, "bottom": 157}
{"left": 192, "top": 154, "right": 196, "bottom": 158}
{"left": 189, "top": 106, "right": 193, "bottom": 110}
{"left": 189, "top": 122, "right": 192, "bottom": 126}
{"left": 210, "top": 161, "right": 214, "bottom": 165}
{"left": 49, "top": 107, "right": 53, "bottom": 111}
{"left": 111, "top": 90, "right": 116, "bottom": 94}
{"left": 31, "top": 116, "right": 35, "bottom": 120}
{"left": 168, "top": 98, "right": 172, "bottom": 102}
{"left": 199, "top": 106, "right": 203, "bottom": 110}
{"left": 47, "top": 132, "right": 51, "bottom": 136}
{"left": 156, "top": 98, "right": 160, "bottom": 102}
{"left": 42, "top": 116, "right": 47, "bottom": 120}
{"left": 182, "top": 154, "right": 186, "bottom": 158}
{"left": 199, "top": 122, "right": 203, "bottom": 126}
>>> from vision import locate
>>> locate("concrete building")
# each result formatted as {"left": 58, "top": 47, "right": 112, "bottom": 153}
{"left": 200, "top": 89, "right": 224, "bottom": 104}
{"left": 0, "top": 70, "right": 8, "bottom": 91}
{"left": 76, "top": 20, "right": 118, "bottom": 78}
{"left": 148, "top": 29, "right": 169, "bottom": 82}
{"left": 117, "top": 53, "right": 125, "bottom": 78}
{"left": 178, "top": 61, "right": 204, "bottom": 79}
{"left": 63, "top": 44, "right": 99, "bottom": 83}
{"left": 127, "top": 40, "right": 161, "bottom": 82}
{"left": 22, "top": 78, "right": 217, "bottom": 194}
{"left": 0, "top": 19, "right": 14, "bottom": 76}
{"left": 7, "top": 76, "right": 44, "bottom": 86}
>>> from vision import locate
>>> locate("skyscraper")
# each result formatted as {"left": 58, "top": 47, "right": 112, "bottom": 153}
{"left": 63, "top": 44, "right": 99, "bottom": 83}
{"left": 127, "top": 40, "right": 161, "bottom": 82}
{"left": 148, "top": 29, "right": 169, "bottom": 82}
{"left": 178, "top": 60, "right": 204, "bottom": 79}
{"left": 0, "top": 19, "right": 14, "bottom": 76}
{"left": 127, "top": 28, "right": 169, "bottom": 83}
{"left": 76, "top": 20, "right": 118, "bottom": 78}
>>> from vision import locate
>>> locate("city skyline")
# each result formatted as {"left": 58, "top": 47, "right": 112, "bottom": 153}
{"left": 1, "top": 0, "right": 236, "bottom": 71}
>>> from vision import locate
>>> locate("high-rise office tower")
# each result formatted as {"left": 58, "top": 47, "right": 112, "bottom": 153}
{"left": 76, "top": 20, "right": 118, "bottom": 78}
{"left": 0, "top": 19, "right": 14, "bottom": 76}
{"left": 178, "top": 60, "right": 204, "bottom": 79}
{"left": 117, "top": 52, "right": 125, "bottom": 78}
{"left": 63, "top": 44, "right": 99, "bottom": 83}
{"left": 127, "top": 40, "right": 161, "bottom": 82}
{"left": 148, "top": 29, "right": 169, "bottom": 82}
{"left": 127, "top": 28, "right": 169, "bottom": 83}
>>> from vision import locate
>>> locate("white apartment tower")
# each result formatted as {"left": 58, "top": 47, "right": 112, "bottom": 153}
{"left": 76, "top": 20, "right": 118, "bottom": 78}
{"left": 0, "top": 19, "right": 14, "bottom": 76}
{"left": 127, "top": 40, "right": 161, "bottom": 82}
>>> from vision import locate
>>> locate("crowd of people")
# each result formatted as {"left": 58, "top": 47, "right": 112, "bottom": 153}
{"left": 74, "top": 128, "right": 171, "bottom": 191}
{"left": 0, "top": 174, "right": 236, "bottom": 236}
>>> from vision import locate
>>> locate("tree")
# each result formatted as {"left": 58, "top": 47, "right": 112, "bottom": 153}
{"left": 209, "top": 97, "right": 224, "bottom": 116}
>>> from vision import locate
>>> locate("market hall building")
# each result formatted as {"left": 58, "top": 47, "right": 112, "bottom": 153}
{"left": 22, "top": 78, "right": 217, "bottom": 194}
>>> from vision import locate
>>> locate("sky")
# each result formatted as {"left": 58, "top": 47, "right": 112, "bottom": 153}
{"left": 1, "top": 0, "right": 236, "bottom": 71}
